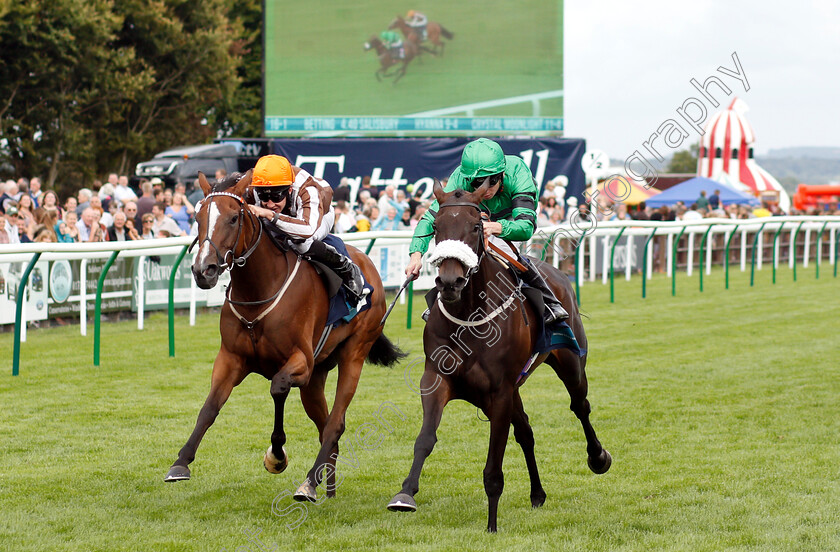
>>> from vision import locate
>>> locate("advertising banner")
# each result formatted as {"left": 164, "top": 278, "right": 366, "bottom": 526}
{"left": 218, "top": 137, "right": 586, "bottom": 201}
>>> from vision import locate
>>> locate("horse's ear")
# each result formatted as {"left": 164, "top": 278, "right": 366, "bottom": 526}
{"left": 233, "top": 170, "right": 253, "bottom": 197}
{"left": 433, "top": 179, "right": 447, "bottom": 203}
{"left": 198, "top": 172, "right": 212, "bottom": 197}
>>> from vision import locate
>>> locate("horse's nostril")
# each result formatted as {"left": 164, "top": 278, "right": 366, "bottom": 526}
{"left": 454, "top": 277, "right": 467, "bottom": 289}
{"left": 203, "top": 264, "right": 218, "bottom": 279}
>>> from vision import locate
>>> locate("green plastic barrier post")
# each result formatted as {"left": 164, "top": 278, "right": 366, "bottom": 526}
{"left": 750, "top": 222, "right": 767, "bottom": 287}
{"left": 698, "top": 225, "right": 714, "bottom": 292}
{"left": 609, "top": 227, "right": 626, "bottom": 304}
{"left": 12, "top": 253, "right": 42, "bottom": 376}
{"left": 168, "top": 245, "right": 190, "bottom": 357}
{"left": 671, "top": 226, "right": 687, "bottom": 297}
{"left": 641, "top": 228, "right": 657, "bottom": 299}
{"left": 94, "top": 251, "right": 121, "bottom": 366}
{"left": 724, "top": 225, "right": 740, "bottom": 290}
{"left": 365, "top": 238, "right": 376, "bottom": 255}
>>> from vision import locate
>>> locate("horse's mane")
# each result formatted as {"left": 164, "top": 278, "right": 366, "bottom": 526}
{"left": 211, "top": 172, "right": 244, "bottom": 193}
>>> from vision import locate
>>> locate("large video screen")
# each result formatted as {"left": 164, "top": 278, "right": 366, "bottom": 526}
{"left": 264, "top": 0, "right": 563, "bottom": 135}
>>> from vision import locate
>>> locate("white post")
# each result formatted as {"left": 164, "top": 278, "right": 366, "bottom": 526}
{"left": 757, "top": 230, "right": 764, "bottom": 270}
{"left": 80, "top": 259, "right": 87, "bottom": 337}
{"left": 706, "top": 229, "right": 713, "bottom": 275}
{"left": 578, "top": 234, "right": 585, "bottom": 287}
{"left": 666, "top": 233, "right": 673, "bottom": 277}
{"left": 137, "top": 256, "right": 146, "bottom": 331}
{"left": 589, "top": 234, "right": 596, "bottom": 282}
{"left": 602, "top": 235, "right": 610, "bottom": 285}
{"left": 687, "top": 232, "right": 695, "bottom": 277}
{"left": 803, "top": 229, "right": 811, "bottom": 269}
{"left": 740, "top": 229, "right": 747, "bottom": 272}
{"left": 625, "top": 236, "right": 632, "bottom": 281}
{"left": 646, "top": 236, "right": 653, "bottom": 280}
{"left": 789, "top": 227, "right": 796, "bottom": 269}
{"left": 20, "top": 288, "right": 27, "bottom": 342}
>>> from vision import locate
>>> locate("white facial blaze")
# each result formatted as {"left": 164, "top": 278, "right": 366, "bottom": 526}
{"left": 198, "top": 202, "right": 220, "bottom": 265}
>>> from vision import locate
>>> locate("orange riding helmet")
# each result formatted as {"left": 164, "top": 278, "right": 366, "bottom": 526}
{"left": 252, "top": 155, "right": 294, "bottom": 188}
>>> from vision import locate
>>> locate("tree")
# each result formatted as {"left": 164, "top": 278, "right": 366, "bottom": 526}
{"left": 667, "top": 142, "right": 699, "bottom": 174}
{"left": 0, "top": 0, "right": 247, "bottom": 196}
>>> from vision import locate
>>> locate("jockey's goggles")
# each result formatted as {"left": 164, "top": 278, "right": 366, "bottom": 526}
{"left": 467, "top": 173, "right": 503, "bottom": 191}
{"left": 254, "top": 187, "right": 290, "bottom": 205}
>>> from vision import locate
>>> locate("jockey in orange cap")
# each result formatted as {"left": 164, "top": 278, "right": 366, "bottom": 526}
{"left": 405, "top": 9, "right": 428, "bottom": 40}
{"left": 249, "top": 155, "right": 365, "bottom": 298}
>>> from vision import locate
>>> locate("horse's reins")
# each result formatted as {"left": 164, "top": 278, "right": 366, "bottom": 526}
{"left": 189, "top": 191, "right": 263, "bottom": 271}
{"left": 192, "top": 190, "right": 301, "bottom": 351}
{"left": 432, "top": 200, "right": 528, "bottom": 327}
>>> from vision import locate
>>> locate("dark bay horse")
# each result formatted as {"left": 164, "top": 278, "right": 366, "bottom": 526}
{"left": 165, "top": 171, "right": 405, "bottom": 503}
{"left": 389, "top": 16, "right": 454, "bottom": 56}
{"left": 387, "top": 181, "right": 611, "bottom": 532}
{"left": 364, "top": 36, "right": 417, "bottom": 84}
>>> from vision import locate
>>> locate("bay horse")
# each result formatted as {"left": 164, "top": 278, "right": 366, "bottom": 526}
{"left": 364, "top": 36, "right": 417, "bottom": 84}
{"left": 165, "top": 171, "right": 405, "bottom": 504}
{"left": 389, "top": 16, "right": 454, "bottom": 56}
{"left": 387, "top": 181, "right": 611, "bottom": 532}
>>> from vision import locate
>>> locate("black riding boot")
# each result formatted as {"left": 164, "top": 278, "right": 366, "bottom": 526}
{"left": 305, "top": 240, "right": 365, "bottom": 299}
{"left": 518, "top": 259, "right": 569, "bottom": 324}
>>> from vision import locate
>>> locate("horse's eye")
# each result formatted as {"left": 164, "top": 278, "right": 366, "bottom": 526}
{"left": 230, "top": 215, "right": 239, "bottom": 224}
{"left": 474, "top": 223, "right": 482, "bottom": 231}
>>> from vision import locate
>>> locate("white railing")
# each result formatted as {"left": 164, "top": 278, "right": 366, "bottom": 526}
{"left": 2, "top": 217, "right": 839, "bottom": 335}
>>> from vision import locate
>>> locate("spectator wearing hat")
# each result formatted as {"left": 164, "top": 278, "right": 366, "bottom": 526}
{"left": 0, "top": 206, "right": 21, "bottom": 244}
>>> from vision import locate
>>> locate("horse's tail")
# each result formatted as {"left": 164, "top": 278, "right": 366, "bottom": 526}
{"left": 439, "top": 25, "right": 454, "bottom": 40}
{"left": 367, "top": 332, "right": 408, "bottom": 367}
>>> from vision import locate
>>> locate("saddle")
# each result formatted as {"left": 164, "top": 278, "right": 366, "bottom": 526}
{"left": 262, "top": 220, "right": 371, "bottom": 327}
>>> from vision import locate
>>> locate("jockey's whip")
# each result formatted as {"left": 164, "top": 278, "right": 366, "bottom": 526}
{"left": 380, "top": 275, "right": 417, "bottom": 326}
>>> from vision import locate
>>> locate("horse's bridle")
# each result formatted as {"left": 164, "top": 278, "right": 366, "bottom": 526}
{"left": 189, "top": 191, "right": 263, "bottom": 271}
{"left": 435, "top": 200, "right": 487, "bottom": 281}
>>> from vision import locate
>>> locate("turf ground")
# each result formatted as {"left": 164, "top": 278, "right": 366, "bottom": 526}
{"left": 1, "top": 266, "right": 839, "bottom": 551}
{"left": 264, "top": 0, "right": 563, "bottom": 117}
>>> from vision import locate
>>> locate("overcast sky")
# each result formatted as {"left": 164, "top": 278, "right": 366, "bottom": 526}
{"left": 565, "top": 0, "right": 840, "bottom": 159}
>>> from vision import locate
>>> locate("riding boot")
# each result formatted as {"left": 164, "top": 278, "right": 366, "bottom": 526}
{"left": 517, "top": 259, "right": 569, "bottom": 324}
{"left": 305, "top": 240, "right": 366, "bottom": 299}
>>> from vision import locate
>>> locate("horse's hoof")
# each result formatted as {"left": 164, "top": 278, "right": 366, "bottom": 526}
{"left": 164, "top": 465, "right": 191, "bottom": 482}
{"left": 293, "top": 478, "right": 317, "bottom": 502}
{"left": 531, "top": 490, "right": 547, "bottom": 508}
{"left": 263, "top": 445, "right": 288, "bottom": 474}
{"left": 387, "top": 492, "right": 417, "bottom": 512}
{"left": 587, "top": 449, "right": 612, "bottom": 474}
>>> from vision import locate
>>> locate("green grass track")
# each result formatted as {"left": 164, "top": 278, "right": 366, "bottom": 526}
{"left": 1, "top": 265, "right": 838, "bottom": 551}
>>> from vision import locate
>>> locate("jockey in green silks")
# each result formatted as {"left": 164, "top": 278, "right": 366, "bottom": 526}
{"left": 405, "top": 138, "right": 569, "bottom": 324}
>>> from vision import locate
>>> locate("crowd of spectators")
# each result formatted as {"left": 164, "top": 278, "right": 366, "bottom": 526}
{"left": 0, "top": 174, "right": 190, "bottom": 245}
{"left": 3, "top": 172, "right": 839, "bottom": 247}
